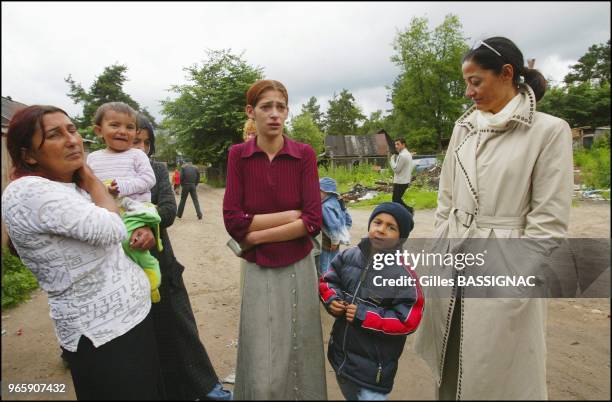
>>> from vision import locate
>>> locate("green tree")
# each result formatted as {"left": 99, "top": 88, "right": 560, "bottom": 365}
{"left": 564, "top": 40, "right": 611, "bottom": 87}
{"left": 152, "top": 126, "right": 179, "bottom": 165}
{"left": 539, "top": 41, "right": 611, "bottom": 128}
{"left": 539, "top": 81, "right": 611, "bottom": 128}
{"left": 300, "top": 96, "right": 325, "bottom": 131}
{"left": 140, "top": 107, "right": 158, "bottom": 128}
{"left": 65, "top": 64, "right": 156, "bottom": 149}
{"left": 160, "top": 49, "right": 264, "bottom": 169}
{"left": 288, "top": 112, "right": 325, "bottom": 153}
{"left": 390, "top": 14, "right": 470, "bottom": 152}
{"left": 325, "top": 89, "right": 365, "bottom": 136}
{"left": 358, "top": 110, "right": 387, "bottom": 135}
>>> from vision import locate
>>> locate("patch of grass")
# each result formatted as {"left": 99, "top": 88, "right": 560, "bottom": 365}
{"left": 574, "top": 138, "right": 610, "bottom": 189}
{"left": 319, "top": 164, "right": 393, "bottom": 194}
{"left": 350, "top": 188, "right": 438, "bottom": 210}
{"left": 1, "top": 248, "right": 39, "bottom": 309}
{"left": 602, "top": 190, "right": 610, "bottom": 200}
{"left": 319, "top": 163, "right": 438, "bottom": 210}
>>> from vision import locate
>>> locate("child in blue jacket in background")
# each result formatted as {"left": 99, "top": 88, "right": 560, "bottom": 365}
{"left": 319, "top": 177, "right": 352, "bottom": 275}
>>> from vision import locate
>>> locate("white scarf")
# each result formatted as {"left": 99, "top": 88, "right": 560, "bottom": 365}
{"left": 476, "top": 93, "right": 522, "bottom": 130}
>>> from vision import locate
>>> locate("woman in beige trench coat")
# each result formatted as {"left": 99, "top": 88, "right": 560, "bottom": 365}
{"left": 414, "top": 37, "right": 573, "bottom": 400}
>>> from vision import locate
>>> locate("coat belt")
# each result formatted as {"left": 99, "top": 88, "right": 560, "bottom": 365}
{"left": 452, "top": 208, "right": 526, "bottom": 229}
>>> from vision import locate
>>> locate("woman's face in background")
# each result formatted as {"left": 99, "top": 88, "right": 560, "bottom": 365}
{"left": 133, "top": 129, "right": 151, "bottom": 155}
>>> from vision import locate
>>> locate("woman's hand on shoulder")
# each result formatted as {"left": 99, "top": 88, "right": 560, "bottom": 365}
{"left": 74, "top": 164, "right": 101, "bottom": 193}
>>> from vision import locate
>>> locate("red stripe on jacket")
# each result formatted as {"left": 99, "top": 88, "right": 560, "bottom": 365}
{"left": 319, "top": 274, "right": 338, "bottom": 303}
{"left": 361, "top": 264, "right": 424, "bottom": 335}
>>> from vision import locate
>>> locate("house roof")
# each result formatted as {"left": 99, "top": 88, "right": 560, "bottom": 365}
{"left": 324, "top": 132, "right": 394, "bottom": 157}
{"left": 1, "top": 96, "right": 29, "bottom": 128}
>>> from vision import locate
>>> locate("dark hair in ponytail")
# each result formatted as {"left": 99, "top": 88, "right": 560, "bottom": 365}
{"left": 463, "top": 36, "right": 547, "bottom": 101}
{"left": 522, "top": 66, "right": 547, "bottom": 102}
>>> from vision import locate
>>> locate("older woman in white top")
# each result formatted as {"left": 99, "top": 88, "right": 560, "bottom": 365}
{"left": 2, "top": 105, "right": 163, "bottom": 400}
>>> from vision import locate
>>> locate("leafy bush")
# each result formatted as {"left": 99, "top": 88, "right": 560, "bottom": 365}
{"left": 574, "top": 136, "right": 610, "bottom": 189}
{"left": 1, "top": 248, "right": 39, "bottom": 308}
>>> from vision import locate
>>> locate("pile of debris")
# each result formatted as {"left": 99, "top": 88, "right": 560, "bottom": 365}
{"left": 578, "top": 189, "right": 610, "bottom": 201}
{"left": 341, "top": 184, "right": 381, "bottom": 203}
{"left": 413, "top": 166, "right": 441, "bottom": 189}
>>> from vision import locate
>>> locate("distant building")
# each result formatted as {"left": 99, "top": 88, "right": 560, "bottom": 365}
{"left": 1, "top": 96, "right": 30, "bottom": 247}
{"left": 1, "top": 96, "right": 29, "bottom": 194}
{"left": 572, "top": 126, "right": 611, "bottom": 149}
{"left": 320, "top": 132, "right": 395, "bottom": 168}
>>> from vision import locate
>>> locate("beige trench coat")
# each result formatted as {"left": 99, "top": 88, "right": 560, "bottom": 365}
{"left": 414, "top": 84, "right": 573, "bottom": 400}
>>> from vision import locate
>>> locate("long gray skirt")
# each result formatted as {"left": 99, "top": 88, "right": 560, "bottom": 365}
{"left": 234, "top": 251, "right": 327, "bottom": 400}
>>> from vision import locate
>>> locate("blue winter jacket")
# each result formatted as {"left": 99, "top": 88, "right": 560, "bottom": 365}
{"left": 319, "top": 238, "right": 424, "bottom": 393}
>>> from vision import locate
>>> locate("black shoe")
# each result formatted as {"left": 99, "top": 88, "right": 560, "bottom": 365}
{"left": 198, "top": 216, "right": 203, "bottom": 220}
{"left": 176, "top": 215, "right": 182, "bottom": 219}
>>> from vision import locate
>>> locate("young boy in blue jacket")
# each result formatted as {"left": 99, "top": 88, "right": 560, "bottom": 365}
{"left": 319, "top": 202, "right": 423, "bottom": 400}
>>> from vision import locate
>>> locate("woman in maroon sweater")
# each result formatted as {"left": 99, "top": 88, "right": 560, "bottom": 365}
{"left": 223, "top": 80, "right": 327, "bottom": 400}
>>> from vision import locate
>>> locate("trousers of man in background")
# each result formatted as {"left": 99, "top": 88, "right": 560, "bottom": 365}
{"left": 392, "top": 183, "right": 414, "bottom": 215}
{"left": 177, "top": 164, "right": 203, "bottom": 220}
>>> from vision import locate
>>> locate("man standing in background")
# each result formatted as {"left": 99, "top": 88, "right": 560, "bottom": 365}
{"left": 177, "top": 161, "right": 203, "bottom": 220}
{"left": 389, "top": 138, "right": 415, "bottom": 215}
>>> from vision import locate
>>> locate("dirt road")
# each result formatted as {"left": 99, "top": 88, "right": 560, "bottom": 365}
{"left": 1, "top": 185, "right": 610, "bottom": 400}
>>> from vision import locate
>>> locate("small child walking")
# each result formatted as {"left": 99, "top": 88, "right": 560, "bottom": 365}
{"left": 319, "top": 177, "right": 352, "bottom": 275}
{"left": 87, "top": 102, "right": 162, "bottom": 303}
{"left": 173, "top": 168, "right": 181, "bottom": 195}
{"left": 319, "top": 202, "right": 424, "bottom": 400}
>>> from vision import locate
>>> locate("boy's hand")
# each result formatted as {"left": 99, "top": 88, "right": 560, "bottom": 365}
{"left": 330, "top": 243, "right": 339, "bottom": 251}
{"left": 328, "top": 300, "right": 347, "bottom": 317}
{"left": 345, "top": 304, "right": 357, "bottom": 323}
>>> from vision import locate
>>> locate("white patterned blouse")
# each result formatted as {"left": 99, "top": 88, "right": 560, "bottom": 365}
{"left": 1, "top": 176, "right": 151, "bottom": 352}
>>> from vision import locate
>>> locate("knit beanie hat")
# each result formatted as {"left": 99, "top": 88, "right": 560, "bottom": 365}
{"left": 368, "top": 202, "right": 414, "bottom": 240}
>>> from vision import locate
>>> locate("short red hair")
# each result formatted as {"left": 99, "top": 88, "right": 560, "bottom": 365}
{"left": 246, "top": 80, "right": 288, "bottom": 107}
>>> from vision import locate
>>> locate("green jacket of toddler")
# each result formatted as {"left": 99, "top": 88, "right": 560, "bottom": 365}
{"left": 119, "top": 197, "right": 163, "bottom": 303}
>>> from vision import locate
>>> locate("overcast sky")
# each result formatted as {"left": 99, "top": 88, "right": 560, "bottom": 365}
{"left": 2, "top": 2, "right": 610, "bottom": 124}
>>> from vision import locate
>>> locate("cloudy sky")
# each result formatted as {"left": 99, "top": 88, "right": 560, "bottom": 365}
{"left": 2, "top": 2, "right": 610, "bottom": 123}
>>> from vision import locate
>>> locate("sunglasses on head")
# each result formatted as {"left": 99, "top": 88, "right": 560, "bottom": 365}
{"left": 475, "top": 40, "right": 502, "bottom": 57}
